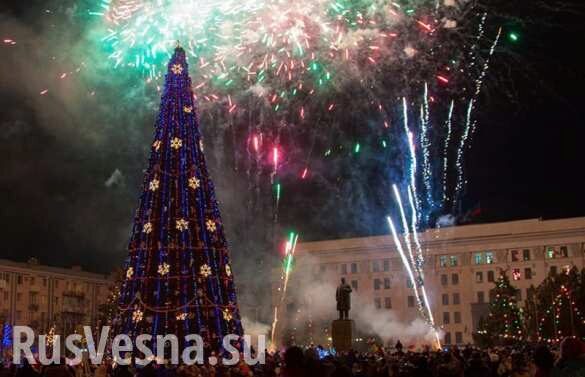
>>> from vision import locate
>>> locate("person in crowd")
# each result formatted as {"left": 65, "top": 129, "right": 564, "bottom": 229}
{"left": 112, "top": 364, "right": 132, "bottom": 377}
{"left": 464, "top": 352, "right": 490, "bottom": 377}
{"left": 281, "top": 347, "right": 305, "bottom": 377}
{"left": 15, "top": 360, "right": 39, "bottom": 377}
{"left": 533, "top": 345, "right": 555, "bottom": 377}
{"left": 553, "top": 337, "right": 585, "bottom": 377}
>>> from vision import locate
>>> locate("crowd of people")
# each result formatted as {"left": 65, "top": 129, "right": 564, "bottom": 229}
{"left": 2, "top": 337, "right": 585, "bottom": 377}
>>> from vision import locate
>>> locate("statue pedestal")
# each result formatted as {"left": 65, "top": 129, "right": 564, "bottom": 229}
{"left": 331, "top": 319, "right": 354, "bottom": 352}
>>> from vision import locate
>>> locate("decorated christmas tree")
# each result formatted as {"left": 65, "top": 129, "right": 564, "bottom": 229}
{"left": 525, "top": 267, "right": 585, "bottom": 343}
{"left": 115, "top": 46, "right": 243, "bottom": 353}
{"left": 474, "top": 272, "right": 524, "bottom": 346}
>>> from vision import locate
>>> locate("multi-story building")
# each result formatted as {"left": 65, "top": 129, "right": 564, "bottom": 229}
{"left": 274, "top": 217, "right": 585, "bottom": 346}
{"left": 0, "top": 258, "right": 114, "bottom": 334}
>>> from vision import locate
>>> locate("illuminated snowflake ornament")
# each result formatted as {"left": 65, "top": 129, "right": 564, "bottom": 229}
{"left": 188, "top": 177, "right": 200, "bottom": 189}
{"left": 126, "top": 267, "right": 134, "bottom": 279}
{"left": 143, "top": 222, "right": 153, "bottom": 234}
{"left": 171, "top": 137, "right": 183, "bottom": 150}
{"left": 158, "top": 262, "right": 170, "bottom": 276}
{"left": 149, "top": 179, "right": 160, "bottom": 191}
{"left": 171, "top": 64, "right": 183, "bottom": 74}
{"left": 206, "top": 219, "right": 217, "bottom": 232}
{"left": 223, "top": 309, "right": 233, "bottom": 321}
{"left": 176, "top": 218, "right": 189, "bottom": 231}
{"left": 132, "top": 309, "right": 144, "bottom": 323}
{"left": 200, "top": 264, "right": 212, "bottom": 278}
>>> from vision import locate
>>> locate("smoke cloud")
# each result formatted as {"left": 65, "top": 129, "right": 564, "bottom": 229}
{"left": 276, "top": 254, "right": 440, "bottom": 347}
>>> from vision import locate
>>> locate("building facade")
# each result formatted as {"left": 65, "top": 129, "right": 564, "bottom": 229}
{"left": 276, "top": 217, "right": 585, "bottom": 346}
{"left": 0, "top": 258, "right": 114, "bottom": 334}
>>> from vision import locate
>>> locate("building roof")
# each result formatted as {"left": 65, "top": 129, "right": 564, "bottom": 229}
{"left": 296, "top": 217, "right": 585, "bottom": 255}
{"left": 0, "top": 258, "right": 113, "bottom": 282}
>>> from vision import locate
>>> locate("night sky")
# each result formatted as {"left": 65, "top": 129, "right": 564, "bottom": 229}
{"left": 1, "top": 0, "right": 584, "bottom": 276}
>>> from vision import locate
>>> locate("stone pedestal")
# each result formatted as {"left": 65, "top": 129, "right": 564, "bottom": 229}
{"left": 331, "top": 319, "right": 353, "bottom": 352}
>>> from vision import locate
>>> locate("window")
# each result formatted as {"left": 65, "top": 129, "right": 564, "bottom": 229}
{"left": 441, "top": 274, "right": 448, "bottom": 286}
{"left": 444, "top": 332, "right": 452, "bottom": 345}
{"left": 351, "top": 263, "right": 358, "bottom": 274}
{"left": 442, "top": 294, "right": 449, "bottom": 306}
{"left": 384, "top": 278, "right": 391, "bottom": 289}
{"left": 511, "top": 249, "right": 519, "bottom": 262}
{"left": 523, "top": 249, "right": 531, "bottom": 261}
{"left": 320, "top": 265, "right": 326, "bottom": 273}
{"left": 546, "top": 246, "right": 568, "bottom": 259}
{"left": 374, "top": 298, "right": 381, "bottom": 309}
{"left": 3, "top": 292, "right": 7, "bottom": 300}
{"left": 17, "top": 275, "right": 22, "bottom": 285}
{"left": 487, "top": 271, "right": 495, "bottom": 282}
{"left": 475, "top": 272, "right": 483, "bottom": 283}
{"left": 512, "top": 268, "right": 521, "bottom": 281}
{"left": 449, "top": 256, "right": 458, "bottom": 267}
{"left": 372, "top": 260, "right": 380, "bottom": 273}
{"left": 407, "top": 296, "right": 415, "bottom": 308}
{"left": 546, "top": 247, "right": 555, "bottom": 259}
{"left": 351, "top": 280, "right": 358, "bottom": 290}
{"left": 443, "top": 312, "right": 450, "bottom": 324}
{"left": 477, "top": 291, "right": 485, "bottom": 303}
{"left": 383, "top": 259, "right": 390, "bottom": 272}
{"left": 550, "top": 266, "right": 558, "bottom": 275}
{"left": 516, "top": 290, "right": 522, "bottom": 301}
{"left": 16, "top": 311, "right": 22, "bottom": 320}
{"left": 453, "top": 293, "right": 460, "bottom": 305}
{"left": 525, "top": 268, "right": 532, "bottom": 280}
{"left": 474, "top": 253, "right": 483, "bottom": 265}
{"left": 374, "top": 279, "right": 381, "bottom": 290}
{"left": 451, "top": 273, "right": 459, "bottom": 285}
{"left": 54, "top": 280, "right": 59, "bottom": 288}
{"left": 439, "top": 256, "right": 448, "bottom": 267}
{"left": 16, "top": 293, "right": 22, "bottom": 302}
{"left": 454, "top": 312, "right": 461, "bottom": 324}
{"left": 489, "top": 290, "right": 496, "bottom": 303}
{"left": 486, "top": 252, "right": 495, "bottom": 264}
{"left": 30, "top": 277, "right": 35, "bottom": 286}
{"left": 341, "top": 264, "right": 348, "bottom": 275}
{"left": 455, "top": 332, "right": 463, "bottom": 344}
{"left": 384, "top": 297, "right": 392, "bottom": 309}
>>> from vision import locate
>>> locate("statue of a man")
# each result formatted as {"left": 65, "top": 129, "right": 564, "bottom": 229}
{"left": 336, "top": 277, "right": 352, "bottom": 320}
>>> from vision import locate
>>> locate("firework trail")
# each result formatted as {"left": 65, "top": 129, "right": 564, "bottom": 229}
{"left": 442, "top": 100, "right": 454, "bottom": 203}
{"left": 453, "top": 98, "right": 474, "bottom": 210}
{"left": 420, "top": 83, "right": 433, "bottom": 221}
{"left": 453, "top": 27, "right": 502, "bottom": 208}
{"left": 392, "top": 184, "right": 417, "bottom": 274}
{"left": 386, "top": 216, "right": 423, "bottom": 313}
{"left": 270, "top": 231, "right": 299, "bottom": 347}
{"left": 390, "top": 185, "right": 441, "bottom": 347}
{"left": 407, "top": 187, "right": 424, "bottom": 269}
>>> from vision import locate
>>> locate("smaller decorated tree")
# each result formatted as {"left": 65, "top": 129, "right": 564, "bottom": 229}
{"left": 474, "top": 272, "right": 524, "bottom": 346}
{"left": 97, "top": 272, "right": 122, "bottom": 327}
{"left": 525, "top": 266, "right": 585, "bottom": 343}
